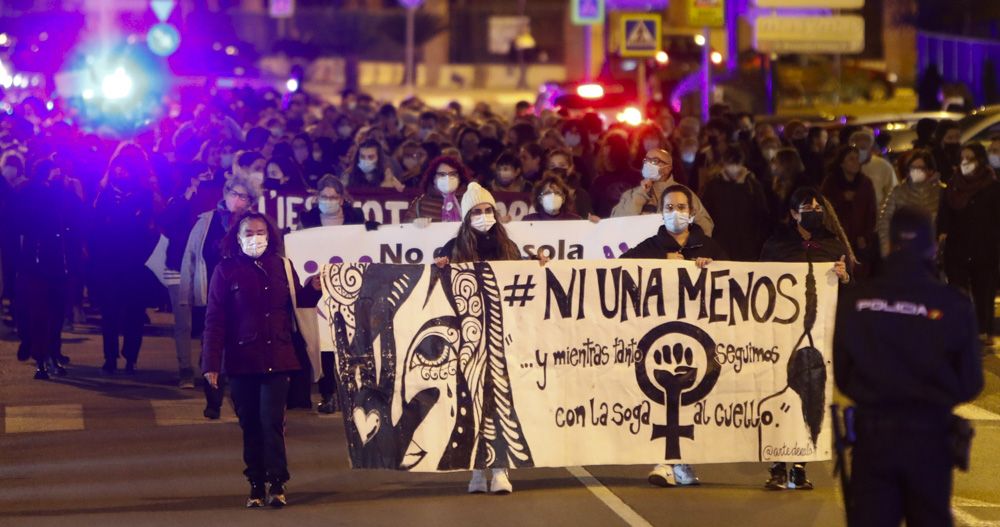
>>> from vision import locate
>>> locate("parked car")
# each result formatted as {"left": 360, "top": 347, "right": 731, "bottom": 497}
{"left": 886, "top": 105, "right": 1000, "bottom": 154}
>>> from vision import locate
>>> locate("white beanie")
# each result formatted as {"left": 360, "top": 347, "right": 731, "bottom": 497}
{"left": 460, "top": 182, "right": 496, "bottom": 218}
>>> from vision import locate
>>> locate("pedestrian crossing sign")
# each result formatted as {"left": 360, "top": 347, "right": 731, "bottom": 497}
{"left": 621, "top": 14, "right": 661, "bottom": 57}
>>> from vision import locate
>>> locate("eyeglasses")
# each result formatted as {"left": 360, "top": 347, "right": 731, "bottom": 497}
{"left": 436, "top": 171, "right": 459, "bottom": 178}
{"left": 227, "top": 190, "right": 251, "bottom": 202}
{"left": 644, "top": 158, "right": 670, "bottom": 166}
{"left": 798, "top": 206, "right": 823, "bottom": 213}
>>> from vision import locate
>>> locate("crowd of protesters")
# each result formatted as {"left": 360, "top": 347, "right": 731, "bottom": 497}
{"left": 1, "top": 84, "right": 998, "bottom": 502}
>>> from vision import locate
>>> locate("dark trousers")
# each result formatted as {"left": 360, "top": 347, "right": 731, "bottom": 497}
{"left": 945, "top": 257, "right": 997, "bottom": 336}
{"left": 848, "top": 418, "right": 953, "bottom": 527}
{"left": 318, "top": 351, "right": 337, "bottom": 401}
{"left": 230, "top": 373, "right": 291, "bottom": 484}
{"left": 15, "top": 273, "right": 65, "bottom": 364}
{"left": 99, "top": 291, "right": 146, "bottom": 364}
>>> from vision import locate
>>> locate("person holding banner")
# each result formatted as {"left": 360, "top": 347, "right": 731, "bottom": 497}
{"left": 611, "top": 148, "right": 714, "bottom": 236}
{"left": 523, "top": 172, "right": 581, "bottom": 221}
{"left": 202, "top": 211, "right": 321, "bottom": 508}
{"left": 432, "top": 182, "right": 539, "bottom": 494}
{"left": 620, "top": 183, "right": 727, "bottom": 488}
{"left": 759, "top": 187, "right": 853, "bottom": 490}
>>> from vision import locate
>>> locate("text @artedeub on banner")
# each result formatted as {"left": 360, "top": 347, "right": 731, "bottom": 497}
{"left": 317, "top": 259, "right": 838, "bottom": 472}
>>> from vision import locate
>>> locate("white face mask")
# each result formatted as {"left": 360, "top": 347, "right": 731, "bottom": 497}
{"left": 294, "top": 148, "right": 309, "bottom": 164}
{"left": 681, "top": 152, "right": 696, "bottom": 164}
{"left": 358, "top": 158, "right": 376, "bottom": 173}
{"left": 338, "top": 126, "right": 353, "bottom": 137}
{"left": 662, "top": 210, "right": 691, "bottom": 235}
{"left": 857, "top": 148, "right": 870, "bottom": 162}
{"left": 989, "top": 154, "right": 1000, "bottom": 169}
{"left": 960, "top": 161, "right": 976, "bottom": 176}
{"left": 541, "top": 193, "right": 564, "bottom": 214}
{"left": 565, "top": 134, "right": 581, "bottom": 147}
{"left": 763, "top": 148, "right": 777, "bottom": 161}
{"left": 470, "top": 212, "right": 496, "bottom": 233}
{"left": 436, "top": 175, "right": 458, "bottom": 195}
{"left": 642, "top": 162, "right": 661, "bottom": 180}
{"left": 909, "top": 168, "right": 927, "bottom": 184}
{"left": 496, "top": 169, "right": 517, "bottom": 185}
{"left": 724, "top": 164, "right": 743, "bottom": 179}
{"left": 318, "top": 198, "right": 341, "bottom": 215}
{"left": 2, "top": 166, "right": 17, "bottom": 181}
{"left": 240, "top": 234, "right": 268, "bottom": 259}
{"left": 220, "top": 154, "right": 234, "bottom": 169}
{"left": 249, "top": 170, "right": 264, "bottom": 186}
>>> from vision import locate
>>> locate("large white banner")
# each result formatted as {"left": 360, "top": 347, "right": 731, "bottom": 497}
{"left": 318, "top": 259, "right": 837, "bottom": 471}
{"left": 285, "top": 215, "right": 662, "bottom": 281}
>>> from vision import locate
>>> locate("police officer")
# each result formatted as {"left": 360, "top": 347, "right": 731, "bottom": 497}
{"left": 834, "top": 206, "right": 983, "bottom": 527}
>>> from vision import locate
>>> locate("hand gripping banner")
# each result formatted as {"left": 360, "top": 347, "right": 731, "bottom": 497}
{"left": 318, "top": 259, "right": 837, "bottom": 471}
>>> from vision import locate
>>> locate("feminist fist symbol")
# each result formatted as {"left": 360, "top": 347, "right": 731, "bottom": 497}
{"left": 635, "top": 322, "right": 720, "bottom": 460}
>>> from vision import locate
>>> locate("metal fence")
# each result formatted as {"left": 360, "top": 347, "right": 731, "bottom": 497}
{"left": 917, "top": 31, "right": 1000, "bottom": 106}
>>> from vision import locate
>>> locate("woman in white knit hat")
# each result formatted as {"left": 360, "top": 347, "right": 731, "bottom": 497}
{"left": 433, "top": 182, "right": 531, "bottom": 494}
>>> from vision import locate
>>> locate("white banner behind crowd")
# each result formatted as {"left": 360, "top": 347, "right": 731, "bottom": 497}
{"left": 318, "top": 259, "right": 837, "bottom": 471}
{"left": 284, "top": 215, "right": 663, "bottom": 281}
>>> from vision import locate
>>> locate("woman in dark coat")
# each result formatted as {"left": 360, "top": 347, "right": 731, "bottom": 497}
{"left": 202, "top": 211, "right": 321, "bottom": 508}
{"left": 821, "top": 145, "right": 878, "bottom": 279}
{"left": 759, "top": 186, "right": 851, "bottom": 491}
{"left": 620, "top": 183, "right": 725, "bottom": 488}
{"left": 938, "top": 143, "right": 1000, "bottom": 345}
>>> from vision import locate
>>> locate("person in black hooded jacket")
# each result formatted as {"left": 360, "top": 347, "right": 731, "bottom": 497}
{"left": 620, "top": 183, "right": 726, "bottom": 489}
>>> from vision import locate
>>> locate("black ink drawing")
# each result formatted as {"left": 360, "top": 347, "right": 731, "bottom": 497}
{"left": 757, "top": 260, "right": 827, "bottom": 457}
{"left": 635, "top": 321, "right": 721, "bottom": 460}
{"left": 323, "top": 262, "right": 534, "bottom": 471}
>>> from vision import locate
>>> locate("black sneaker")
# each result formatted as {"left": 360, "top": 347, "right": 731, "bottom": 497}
{"left": 33, "top": 368, "right": 50, "bottom": 380}
{"left": 268, "top": 482, "right": 287, "bottom": 508}
{"left": 246, "top": 481, "right": 266, "bottom": 508}
{"left": 764, "top": 463, "right": 787, "bottom": 490}
{"left": 124, "top": 362, "right": 136, "bottom": 375}
{"left": 317, "top": 398, "right": 336, "bottom": 414}
{"left": 203, "top": 407, "right": 221, "bottom": 420}
{"left": 788, "top": 464, "right": 813, "bottom": 490}
{"left": 101, "top": 360, "right": 117, "bottom": 375}
{"left": 48, "top": 361, "right": 67, "bottom": 377}
{"left": 55, "top": 354, "right": 71, "bottom": 365}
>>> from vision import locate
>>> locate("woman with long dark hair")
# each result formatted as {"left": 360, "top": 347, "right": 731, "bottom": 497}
{"left": 938, "top": 142, "right": 1000, "bottom": 346}
{"left": 202, "top": 211, "right": 321, "bottom": 508}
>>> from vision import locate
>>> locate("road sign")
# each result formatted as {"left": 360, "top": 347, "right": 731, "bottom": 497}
{"left": 571, "top": 0, "right": 605, "bottom": 26}
{"left": 687, "top": 0, "right": 725, "bottom": 28}
{"left": 755, "top": 0, "right": 862, "bottom": 7}
{"left": 147, "top": 23, "right": 180, "bottom": 57}
{"left": 620, "top": 14, "right": 661, "bottom": 57}
{"left": 150, "top": 0, "right": 175, "bottom": 23}
{"left": 753, "top": 15, "right": 865, "bottom": 54}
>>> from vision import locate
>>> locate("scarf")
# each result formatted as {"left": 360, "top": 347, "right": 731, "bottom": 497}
{"left": 441, "top": 193, "right": 461, "bottom": 222}
{"left": 946, "top": 170, "right": 992, "bottom": 210}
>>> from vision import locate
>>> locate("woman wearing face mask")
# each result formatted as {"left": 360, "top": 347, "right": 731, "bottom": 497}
{"left": 821, "top": 146, "right": 878, "bottom": 279}
{"left": 559, "top": 119, "right": 597, "bottom": 188}
{"left": 432, "top": 182, "right": 537, "bottom": 495}
{"left": 767, "top": 148, "right": 807, "bottom": 226}
{"left": 490, "top": 151, "right": 530, "bottom": 193}
{"left": 298, "top": 176, "right": 365, "bottom": 229}
{"left": 759, "top": 187, "right": 852, "bottom": 492}
{"left": 700, "top": 146, "right": 771, "bottom": 261}
{"left": 405, "top": 156, "right": 472, "bottom": 224}
{"left": 545, "top": 148, "right": 595, "bottom": 219}
{"left": 877, "top": 150, "right": 942, "bottom": 258}
{"left": 291, "top": 133, "right": 324, "bottom": 188}
{"left": 932, "top": 120, "right": 963, "bottom": 182}
{"left": 263, "top": 155, "right": 309, "bottom": 194}
{"left": 342, "top": 138, "right": 405, "bottom": 191}
{"left": 394, "top": 140, "right": 430, "bottom": 189}
{"left": 523, "top": 172, "right": 581, "bottom": 221}
{"left": 611, "top": 148, "right": 715, "bottom": 235}
{"left": 202, "top": 211, "right": 322, "bottom": 509}
{"left": 620, "top": 184, "right": 726, "bottom": 489}
{"left": 938, "top": 143, "right": 1000, "bottom": 347}
{"left": 181, "top": 174, "right": 261, "bottom": 417}
{"left": 630, "top": 123, "right": 666, "bottom": 170}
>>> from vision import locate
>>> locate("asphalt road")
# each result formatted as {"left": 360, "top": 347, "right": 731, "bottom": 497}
{"left": 2, "top": 313, "right": 999, "bottom": 527}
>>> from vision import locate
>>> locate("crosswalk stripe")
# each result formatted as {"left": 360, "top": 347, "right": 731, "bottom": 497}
{"left": 150, "top": 399, "right": 238, "bottom": 426}
{"left": 5, "top": 404, "right": 85, "bottom": 434}
{"left": 955, "top": 404, "right": 1000, "bottom": 421}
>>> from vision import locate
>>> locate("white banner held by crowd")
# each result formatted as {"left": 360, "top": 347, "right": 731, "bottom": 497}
{"left": 318, "top": 259, "right": 837, "bottom": 471}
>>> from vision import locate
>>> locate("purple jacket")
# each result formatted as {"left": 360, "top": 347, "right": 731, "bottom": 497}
{"left": 201, "top": 251, "right": 320, "bottom": 376}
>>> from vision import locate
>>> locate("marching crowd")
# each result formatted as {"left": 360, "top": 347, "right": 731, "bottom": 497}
{"left": 1, "top": 85, "right": 996, "bottom": 511}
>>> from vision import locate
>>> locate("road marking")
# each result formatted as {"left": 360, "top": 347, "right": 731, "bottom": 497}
{"left": 955, "top": 404, "right": 1000, "bottom": 421}
{"left": 566, "top": 466, "right": 653, "bottom": 527}
{"left": 5, "top": 404, "right": 85, "bottom": 434}
{"left": 952, "top": 506, "right": 1000, "bottom": 527}
{"left": 150, "top": 399, "right": 238, "bottom": 426}
{"left": 955, "top": 497, "right": 1000, "bottom": 509}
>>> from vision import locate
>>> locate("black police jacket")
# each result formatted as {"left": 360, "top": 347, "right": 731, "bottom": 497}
{"left": 833, "top": 251, "right": 983, "bottom": 415}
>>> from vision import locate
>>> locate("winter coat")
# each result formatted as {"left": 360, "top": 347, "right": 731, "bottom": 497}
{"left": 13, "top": 182, "right": 83, "bottom": 278}
{"left": 179, "top": 206, "right": 232, "bottom": 307}
{"left": 89, "top": 187, "right": 159, "bottom": 300}
{"left": 201, "top": 251, "right": 320, "bottom": 376}
{"left": 610, "top": 178, "right": 715, "bottom": 236}
{"left": 700, "top": 172, "right": 771, "bottom": 261}
{"left": 877, "top": 179, "right": 943, "bottom": 257}
{"left": 620, "top": 224, "right": 727, "bottom": 261}
{"left": 297, "top": 203, "right": 366, "bottom": 229}
{"left": 523, "top": 209, "right": 582, "bottom": 221}
{"left": 937, "top": 179, "right": 1000, "bottom": 272}
{"left": 821, "top": 172, "right": 877, "bottom": 259}
{"left": 760, "top": 224, "right": 849, "bottom": 265}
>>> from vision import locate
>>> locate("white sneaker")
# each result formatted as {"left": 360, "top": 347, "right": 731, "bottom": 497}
{"left": 672, "top": 464, "right": 700, "bottom": 486}
{"left": 490, "top": 468, "right": 512, "bottom": 494}
{"left": 468, "top": 470, "right": 488, "bottom": 494}
{"left": 647, "top": 464, "right": 677, "bottom": 487}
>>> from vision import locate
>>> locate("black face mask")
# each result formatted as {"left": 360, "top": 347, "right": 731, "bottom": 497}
{"left": 799, "top": 210, "right": 824, "bottom": 232}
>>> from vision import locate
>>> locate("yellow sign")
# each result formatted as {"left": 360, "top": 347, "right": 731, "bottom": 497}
{"left": 687, "top": 0, "right": 725, "bottom": 28}
{"left": 620, "top": 14, "right": 661, "bottom": 58}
